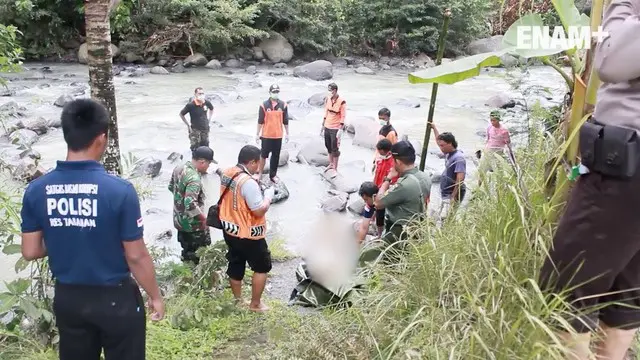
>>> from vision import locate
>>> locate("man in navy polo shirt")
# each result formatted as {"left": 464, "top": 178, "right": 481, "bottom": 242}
{"left": 20, "top": 99, "right": 164, "bottom": 360}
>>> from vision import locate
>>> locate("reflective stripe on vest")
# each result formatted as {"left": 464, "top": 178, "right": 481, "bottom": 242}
{"left": 261, "top": 101, "right": 285, "bottom": 139}
{"left": 324, "top": 96, "right": 345, "bottom": 129}
{"left": 218, "top": 167, "right": 267, "bottom": 240}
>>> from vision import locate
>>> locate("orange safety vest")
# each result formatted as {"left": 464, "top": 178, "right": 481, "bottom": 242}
{"left": 261, "top": 99, "right": 286, "bottom": 139}
{"left": 324, "top": 96, "right": 345, "bottom": 129}
{"left": 218, "top": 167, "right": 267, "bottom": 240}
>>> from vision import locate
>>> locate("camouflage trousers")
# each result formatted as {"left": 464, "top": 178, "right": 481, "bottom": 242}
{"left": 177, "top": 230, "right": 211, "bottom": 264}
{"left": 189, "top": 128, "right": 210, "bottom": 152}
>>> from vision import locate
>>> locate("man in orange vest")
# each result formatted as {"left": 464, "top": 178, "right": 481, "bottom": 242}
{"left": 219, "top": 145, "right": 276, "bottom": 312}
{"left": 321, "top": 83, "right": 346, "bottom": 170}
{"left": 255, "top": 84, "right": 289, "bottom": 183}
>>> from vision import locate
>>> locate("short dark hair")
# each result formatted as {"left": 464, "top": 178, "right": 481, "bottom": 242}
{"left": 378, "top": 108, "right": 391, "bottom": 117}
{"left": 238, "top": 145, "right": 261, "bottom": 164}
{"left": 61, "top": 98, "right": 109, "bottom": 151}
{"left": 194, "top": 87, "right": 203, "bottom": 93}
{"left": 376, "top": 138, "right": 392, "bottom": 152}
{"left": 328, "top": 83, "right": 338, "bottom": 91}
{"left": 390, "top": 141, "right": 416, "bottom": 165}
{"left": 437, "top": 132, "right": 458, "bottom": 148}
{"left": 358, "top": 181, "right": 378, "bottom": 198}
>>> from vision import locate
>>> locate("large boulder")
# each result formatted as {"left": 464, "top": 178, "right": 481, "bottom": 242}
{"left": 293, "top": 60, "right": 333, "bottom": 81}
{"left": 307, "top": 93, "right": 326, "bottom": 107}
{"left": 205, "top": 60, "right": 222, "bottom": 69}
{"left": 150, "top": 66, "right": 169, "bottom": 75}
{"left": 467, "top": 36, "right": 503, "bottom": 55}
{"left": 11, "top": 158, "right": 46, "bottom": 182}
{"left": 184, "top": 53, "right": 208, "bottom": 67}
{"left": 322, "top": 168, "right": 358, "bottom": 193}
{"left": 224, "top": 59, "right": 243, "bottom": 68}
{"left": 131, "top": 157, "right": 162, "bottom": 178}
{"left": 258, "top": 177, "right": 290, "bottom": 203}
{"left": 347, "top": 195, "right": 366, "bottom": 215}
{"left": 261, "top": 150, "right": 290, "bottom": 174}
{"left": 17, "top": 117, "right": 49, "bottom": 135}
{"left": 351, "top": 117, "right": 381, "bottom": 149}
{"left": 54, "top": 94, "right": 74, "bottom": 107}
{"left": 9, "top": 129, "right": 38, "bottom": 148}
{"left": 259, "top": 33, "right": 294, "bottom": 63}
{"left": 355, "top": 66, "right": 375, "bottom": 75}
{"left": 286, "top": 99, "right": 312, "bottom": 120}
{"left": 485, "top": 93, "right": 516, "bottom": 109}
{"left": 320, "top": 190, "right": 349, "bottom": 212}
{"left": 77, "top": 43, "right": 120, "bottom": 64}
{"left": 296, "top": 140, "right": 329, "bottom": 167}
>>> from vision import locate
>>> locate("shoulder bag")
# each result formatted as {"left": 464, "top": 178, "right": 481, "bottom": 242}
{"left": 206, "top": 171, "right": 244, "bottom": 229}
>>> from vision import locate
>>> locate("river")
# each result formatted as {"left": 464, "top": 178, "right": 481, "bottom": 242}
{"left": 0, "top": 62, "right": 566, "bottom": 297}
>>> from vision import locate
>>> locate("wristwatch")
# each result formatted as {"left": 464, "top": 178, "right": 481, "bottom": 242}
{"left": 383, "top": 177, "right": 391, "bottom": 183}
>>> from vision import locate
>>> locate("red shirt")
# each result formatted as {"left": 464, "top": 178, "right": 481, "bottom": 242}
{"left": 374, "top": 156, "right": 398, "bottom": 187}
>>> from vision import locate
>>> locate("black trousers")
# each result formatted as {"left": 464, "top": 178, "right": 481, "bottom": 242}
{"left": 177, "top": 230, "right": 211, "bottom": 264}
{"left": 54, "top": 278, "right": 145, "bottom": 360}
{"left": 260, "top": 137, "right": 282, "bottom": 179}
{"left": 223, "top": 232, "right": 272, "bottom": 280}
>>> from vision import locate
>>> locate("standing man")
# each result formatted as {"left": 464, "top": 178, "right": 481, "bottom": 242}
{"left": 478, "top": 110, "right": 512, "bottom": 185}
{"left": 168, "top": 146, "right": 217, "bottom": 265}
{"left": 321, "top": 83, "right": 346, "bottom": 170}
{"left": 539, "top": 2, "right": 640, "bottom": 358}
{"left": 20, "top": 99, "right": 164, "bottom": 360}
{"left": 255, "top": 84, "right": 290, "bottom": 183}
{"left": 377, "top": 108, "right": 398, "bottom": 144}
{"left": 219, "top": 145, "right": 275, "bottom": 312}
{"left": 431, "top": 124, "right": 466, "bottom": 219}
{"left": 179, "top": 87, "right": 214, "bottom": 153}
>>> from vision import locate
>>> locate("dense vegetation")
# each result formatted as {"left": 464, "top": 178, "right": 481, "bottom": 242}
{"left": 0, "top": 0, "right": 499, "bottom": 60}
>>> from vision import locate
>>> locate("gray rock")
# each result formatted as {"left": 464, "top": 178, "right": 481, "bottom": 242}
{"left": 77, "top": 43, "right": 120, "bottom": 64}
{"left": 259, "top": 33, "right": 294, "bottom": 63}
{"left": 467, "top": 35, "right": 504, "bottom": 55}
{"left": 388, "top": 58, "right": 402, "bottom": 66}
{"left": 296, "top": 140, "right": 329, "bottom": 167}
{"left": 274, "top": 62, "right": 287, "bottom": 69}
{"left": 54, "top": 94, "right": 74, "bottom": 107}
{"left": 351, "top": 117, "right": 380, "bottom": 149}
{"left": 261, "top": 150, "right": 290, "bottom": 174}
{"left": 19, "top": 148, "right": 41, "bottom": 161}
{"left": 170, "top": 64, "right": 186, "bottom": 73}
{"left": 268, "top": 70, "right": 288, "bottom": 76}
{"left": 381, "top": 64, "right": 391, "bottom": 70}
{"left": 128, "top": 68, "right": 148, "bottom": 77}
{"left": 307, "top": 93, "right": 326, "bottom": 107}
{"left": 286, "top": 99, "right": 312, "bottom": 120}
{"left": 9, "top": 129, "right": 38, "bottom": 147}
{"left": 167, "top": 152, "right": 183, "bottom": 162}
{"left": 47, "top": 117, "right": 62, "bottom": 128}
{"left": 414, "top": 53, "right": 435, "bottom": 68}
{"left": 205, "top": 60, "right": 222, "bottom": 69}
{"left": 124, "top": 52, "right": 144, "bottom": 64}
{"left": 347, "top": 196, "right": 366, "bottom": 215}
{"left": 252, "top": 47, "right": 264, "bottom": 60}
{"left": 154, "top": 229, "right": 173, "bottom": 242}
{"left": 150, "top": 66, "right": 169, "bottom": 75}
{"left": 500, "top": 54, "right": 519, "bottom": 68}
{"left": 332, "top": 58, "right": 348, "bottom": 67}
{"left": 397, "top": 98, "right": 421, "bottom": 108}
{"left": 245, "top": 65, "right": 257, "bottom": 74}
{"left": 184, "top": 53, "right": 208, "bottom": 67}
{"left": 131, "top": 157, "right": 162, "bottom": 178}
{"left": 224, "top": 59, "right": 243, "bottom": 68}
{"left": 485, "top": 93, "right": 516, "bottom": 109}
{"left": 322, "top": 168, "right": 358, "bottom": 193}
{"left": 17, "top": 117, "right": 48, "bottom": 135}
{"left": 344, "top": 123, "right": 355, "bottom": 134}
{"left": 293, "top": 60, "right": 333, "bottom": 81}
{"left": 11, "top": 158, "right": 37, "bottom": 182}
{"left": 355, "top": 66, "right": 375, "bottom": 75}
{"left": 320, "top": 190, "right": 348, "bottom": 212}
{"left": 0, "top": 101, "right": 27, "bottom": 118}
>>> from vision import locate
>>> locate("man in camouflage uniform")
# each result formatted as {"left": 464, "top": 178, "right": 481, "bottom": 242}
{"left": 168, "top": 146, "right": 217, "bottom": 264}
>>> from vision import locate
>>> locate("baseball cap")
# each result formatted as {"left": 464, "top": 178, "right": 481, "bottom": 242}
{"left": 328, "top": 83, "right": 338, "bottom": 91}
{"left": 490, "top": 110, "right": 501, "bottom": 120}
{"left": 390, "top": 140, "right": 416, "bottom": 158}
{"left": 269, "top": 84, "right": 280, "bottom": 93}
{"left": 192, "top": 146, "right": 218, "bottom": 164}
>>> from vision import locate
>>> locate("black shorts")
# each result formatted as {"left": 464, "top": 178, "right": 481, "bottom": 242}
{"left": 323, "top": 128, "right": 340, "bottom": 155}
{"left": 54, "top": 278, "right": 145, "bottom": 360}
{"left": 261, "top": 137, "right": 282, "bottom": 159}
{"left": 375, "top": 208, "right": 385, "bottom": 227}
{"left": 223, "top": 232, "right": 272, "bottom": 280}
{"left": 539, "top": 171, "right": 640, "bottom": 332}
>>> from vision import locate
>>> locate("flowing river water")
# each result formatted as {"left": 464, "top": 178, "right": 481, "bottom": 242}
{"left": 0, "top": 62, "right": 566, "bottom": 298}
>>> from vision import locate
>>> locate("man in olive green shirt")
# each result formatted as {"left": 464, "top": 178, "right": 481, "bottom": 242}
{"left": 374, "top": 141, "right": 431, "bottom": 246}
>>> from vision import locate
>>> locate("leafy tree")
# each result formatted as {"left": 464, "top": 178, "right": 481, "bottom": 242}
{"left": 0, "top": 24, "right": 23, "bottom": 86}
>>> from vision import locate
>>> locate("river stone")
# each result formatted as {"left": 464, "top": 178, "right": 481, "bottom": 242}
{"left": 320, "top": 189, "right": 348, "bottom": 212}
{"left": 167, "top": 152, "right": 183, "bottom": 162}
{"left": 154, "top": 229, "right": 173, "bottom": 242}
{"left": 268, "top": 70, "right": 288, "bottom": 76}
{"left": 184, "top": 53, "right": 208, "bottom": 67}
{"left": 296, "top": 140, "right": 329, "bottom": 167}
{"left": 352, "top": 117, "right": 380, "bottom": 149}
{"left": 355, "top": 66, "right": 375, "bottom": 75}
{"left": 397, "top": 98, "right": 421, "bottom": 108}
{"left": 293, "top": 60, "right": 333, "bottom": 81}
{"left": 252, "top": 47, "right": 264, "bottom": 60}
{"left": 381, "top": 64, "right": 391, "bottom": 70}
{"left": 344, "top": 123, "right": 355, "bottom": 134}
{"left": 286, "top": 99, "right": 312, "bottom": 120}
{"left": 17, "top": 117, "right": 49, "bottom": 135}
{"left": 225, "top": 59, "right": 243, "bottom": 68}
{"left": 322, "top": 168, "right": 358, "bottom": 193}
{"left": 9, "top": 129, "right": 38, "bottom": 147}
{"left": 54, "top": 94, "right": 74, "bottom": 107}
{"left": 274, "top": 62, "right": 287, "bottom": 69}
{"left": 467, "top": 35, "right": 503, "bottom": 55}
{"left": 347, "top": 196, "right": 365, "bottom": 215}
{"left": 11, "top": 158, "right": 38, "bottom": 182}
{"left": 150, "top": 66, "right": 169, "bottom": 75}
{"left": 0, "top": 101, "right": 26, "bottom": 118}
{"left": 47, "top": 117, "right": 62, "bottom": 128}
{"left": 205, "top": 60, "right": 222, "bottom": 69}
{"left": 246, "top": 65, "right": 257, "bottom": 74}
{"left": 261, "top": 150, "right": 290, "bottom": 174}
{"left": 77, "top": 43, "right": 120, "bottom": 64}
{"left": 171, "top": 64, "right": 186, "bottom": 73}
{"left": 307, "top": 93, "right": 326, "bottom": 107}
{"left": 259, "top": 33, "right": 294, "bottom": 63}
{"left": 131, "top": 157, "right": 162, "bottom": 178}
{"left": 485, "top": 93, "right": 516, "bottom": 109}
{"left": 19, "top": 148, "right": 41, "bottom": 161}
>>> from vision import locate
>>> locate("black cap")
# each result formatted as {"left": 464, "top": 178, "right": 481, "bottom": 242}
{"left": 269, "top": 84, "right": 280, "bottom": 92}
{"left": 328, "top": 83, "right": 338, "bottom": 91}
{"left": 390, "top": 140, "right": 415, "bottom": 158}
{"left": 192, "top": 146, "right": 218, "bottom": 164}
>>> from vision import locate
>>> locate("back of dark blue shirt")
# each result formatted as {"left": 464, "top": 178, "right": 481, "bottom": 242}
{"left": 20, "top": 161, "right": 144, "bottom": 285}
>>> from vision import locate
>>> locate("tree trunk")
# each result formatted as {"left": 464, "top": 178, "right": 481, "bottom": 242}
{"left": 85, "top": 0, "right": 122, "bottom": 176}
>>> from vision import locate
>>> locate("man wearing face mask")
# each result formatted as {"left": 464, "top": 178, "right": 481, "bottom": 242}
{"left": 179, "top": 87, "right": 214, "bottom": 153}
{"left": 321, "top": 83, "right": 346, "bottom": 170}
{"left": 219, "top": 145, "right": 275, "bottom": 312}
{"left": 255, "top": 84, "right": 290, "bottom": 183}
{"left": 169, "top": 146, "right": 218, "bottom": 265}
{"left": 20, "top": 99, "right": 164, "bottom": 360}
{"left": 377, "top": 108, "right": 398, "bottom": 144}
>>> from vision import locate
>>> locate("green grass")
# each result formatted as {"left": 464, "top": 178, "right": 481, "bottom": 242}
{"left": 269, "top": 238, "right": 296, "bottom": 262}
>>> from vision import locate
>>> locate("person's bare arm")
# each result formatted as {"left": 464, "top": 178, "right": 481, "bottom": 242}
{"left": 357, "top": 218, "right": 371, "bottom": 243}
{"left": 123, "top": 239, "right": 162, "bottom": 301}
{"left": 21, "top": 231, "right": 46, "bottom": 260}
{"left": 283, "top": 104, "right": 290, "bottom": 136}
{"left": 595, "top": 0, "right": 640, "bottom": 83}
{"left": 339, "top": 102, "right": 346, "bottom": 129}
{"left": 179, "top": 105, "right": 190, "bottom": 128}
{"left": 207, "top": 101, "right": 214, "bottom": 122}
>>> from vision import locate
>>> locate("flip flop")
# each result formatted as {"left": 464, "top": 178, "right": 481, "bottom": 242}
{"left": 249, "top": 303, "right": 270, "bottom": 312}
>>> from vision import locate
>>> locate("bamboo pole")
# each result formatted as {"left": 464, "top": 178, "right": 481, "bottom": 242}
{"left": 419, "top": 8, "right": 451, "bottom": 171}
